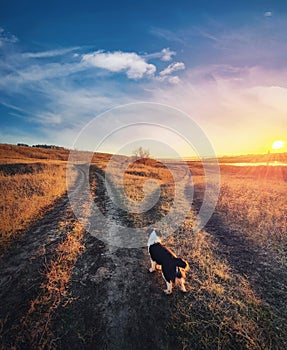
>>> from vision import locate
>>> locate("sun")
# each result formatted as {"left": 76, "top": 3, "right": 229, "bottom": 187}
{"left": 272, "top": 140, "right": 285, "bottom": 150}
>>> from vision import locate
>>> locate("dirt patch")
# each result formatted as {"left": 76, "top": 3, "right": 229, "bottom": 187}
{"left": 51, "top": 166, "right": 173, "bottom": 349}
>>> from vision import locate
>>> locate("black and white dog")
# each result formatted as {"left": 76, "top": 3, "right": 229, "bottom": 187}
{"left": 148, "top": 230, "right": 189, "bottom": 294}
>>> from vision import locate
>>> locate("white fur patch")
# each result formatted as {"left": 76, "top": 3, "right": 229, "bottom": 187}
{"left": 147, "top": 230, "right": 161, "bottom": 250}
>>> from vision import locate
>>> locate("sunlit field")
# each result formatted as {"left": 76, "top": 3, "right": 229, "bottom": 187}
{"left": 169, "top": 160, "right": 287, "bottom": 349}
{"left": 189, "top": 158, "right": 287, "bottom": 265}
{"left": 0, "top": 162, "right": 69, "bottom": 252}
{"left": 1, "top": 143, "right": 287, "bottom": 349}
{"left": 218, "top": 166, "right": 287, "bottom": 265}
{"left": 0, "top": 144, "right": 110, "bottom": 253}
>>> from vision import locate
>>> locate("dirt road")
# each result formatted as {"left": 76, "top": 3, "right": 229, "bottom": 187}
{"left": 0, "top": 165, "right": 177, "bottom": 349}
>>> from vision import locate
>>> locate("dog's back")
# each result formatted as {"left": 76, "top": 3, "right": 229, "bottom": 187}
{"left": 149, "top": 243, "right": 187, "bottom": 283}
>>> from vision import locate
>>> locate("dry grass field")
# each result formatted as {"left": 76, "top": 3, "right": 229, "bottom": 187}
{"left": 0, "top": 162, "right": 69, "bottom": 252}
{"left": 0, "top": 144, "right": 110, "bottom": 253}
{"left": 218, "top": 167, "right": 287, "bottom": 265}
{"left": 164, "top": 160, "right": 287, "bottom": 349}
{"left": 0, "top": 143, "right": 287, "bottom": 349}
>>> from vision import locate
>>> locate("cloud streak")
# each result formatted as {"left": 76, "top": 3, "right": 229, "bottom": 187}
{"left": 143, "top": 47, "right": 176, "bottom": 61}
{"left": 160, "top": 62, "right": 185, "bottom": 76}
{"left": 150, "top": 27, "right": 186, "bottom": 45}
{"left": 22, "top": 47, "right": 80, "bottom": 59}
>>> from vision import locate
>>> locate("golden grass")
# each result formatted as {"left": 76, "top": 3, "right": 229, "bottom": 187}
{"left": 0, "top": 143, "right": 112, "bottom": 254}
{"left": 217, "top": 173, "right": 287, "bottom": 265}
{"left": 0, "top": 163, "right": 73, "bottom": 253}
{"left": 123, "top": 160, "right": 174, "bottom": 201}
{"left": 166, "top": 229, "right": 278, "bottom": 350}
{"left": 17, "top": 221, "right": 85, "bottom": 349}
{"left": 0, "top": 143, "right": 69, "bottom": 163}
{"left": 0, "top": 143, "right": 112, "bottom": 165}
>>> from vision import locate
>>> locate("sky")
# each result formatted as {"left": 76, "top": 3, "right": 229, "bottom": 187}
{"left": 1, "top": 0, "right": 287, "bottom": 157}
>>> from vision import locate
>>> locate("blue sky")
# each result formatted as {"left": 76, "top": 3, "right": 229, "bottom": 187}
{"left": 1, "top": 0, "right": 287, "bottom": 156}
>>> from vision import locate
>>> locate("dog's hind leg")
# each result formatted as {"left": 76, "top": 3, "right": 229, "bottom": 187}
{"left": 179, "top": 278, "right": 187, "bottom": 292}
{"left": 149, "top": 260, "right": 156, "bottom": 272}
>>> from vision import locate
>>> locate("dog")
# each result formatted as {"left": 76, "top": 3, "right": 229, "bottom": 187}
{"left": 148, "top": 229, "right": 189, "bottom": 294}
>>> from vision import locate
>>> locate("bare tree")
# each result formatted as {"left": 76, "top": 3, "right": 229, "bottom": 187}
{"left": 132, "top": 146, "right": 150, "bottom": 159}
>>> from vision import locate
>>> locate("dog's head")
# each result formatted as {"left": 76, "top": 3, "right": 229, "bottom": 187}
{"left": 147, "top": 229, "right": 161, "bottom": 247}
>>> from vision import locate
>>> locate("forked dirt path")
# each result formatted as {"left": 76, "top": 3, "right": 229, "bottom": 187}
{"left": 0, "top": 166, "right": 177, "bottom": 349}
{"left": 54, "top": 167, "right": 174, "bottom": 349}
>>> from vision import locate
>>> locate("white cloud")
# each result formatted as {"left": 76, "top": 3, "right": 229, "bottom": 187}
{"left": 160, "top": 62, "right": 185, "bottom": 76}
{"left": 82, "top": 50, "right": 156, "bottom": 79}
{"left": 160, "top": 48, "right": 176, "bottom": 61}
{"left": 156, "top": 75, "right": 181, "bottom": 84}
{"left": 264, "top": 11, "right": 272, "bottom": 17}
{"left": 0, "top": 27, "right": 18, "bottom": 46}
{"left": 166, "top": 76, "right": 181, "bottom": 84}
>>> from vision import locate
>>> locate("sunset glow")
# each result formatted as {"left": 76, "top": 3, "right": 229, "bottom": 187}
{"left": 272, "top": 140, "right": 285, "bottom": 150}
{"left": 1, "top": 2, "right": 287, "bottom": 158}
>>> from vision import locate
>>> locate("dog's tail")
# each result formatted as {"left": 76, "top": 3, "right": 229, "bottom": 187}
{"left": 175, "top": 257, "right": 188, "bottom": 269}
{"left": 174, "top": 258, "right": 189, "bottom": 279}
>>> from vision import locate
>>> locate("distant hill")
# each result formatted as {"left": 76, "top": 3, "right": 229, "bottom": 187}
{"left": 2, "top": 143, "right": 286, "bottom": 165}
{"left": 218, "top": 152, "right": 287, "bottom": 163}
{"left": 0, "top": 143, "right": 113, "bottom": 164}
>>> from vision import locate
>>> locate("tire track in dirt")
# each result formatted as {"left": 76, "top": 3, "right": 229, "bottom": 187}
{"left": 94, "top": 169, "right": 171, "bottom": 349}
{"left": 0, "top": 195, "right": 73, "bottom": 345}
{"left": 1, "top": 164, "right": 186, "bottom": 349}
{"left": 0, "top": 166, "right": 93, "bottom": 347}
{"left": 52, "top": 166, "right": 175, "bottom": 350}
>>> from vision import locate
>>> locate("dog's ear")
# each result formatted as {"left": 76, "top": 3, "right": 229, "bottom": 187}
{"left": 147, "top": 228, "right": 162, "bottom": 237}
{"left": 147, "top": 228, "right": 154, "bottom": 235}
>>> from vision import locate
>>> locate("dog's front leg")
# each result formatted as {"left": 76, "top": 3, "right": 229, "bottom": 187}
{"left": 164, "top": 281, "right": 172, "bottom": 295}
{"left": 149, "top": 260, "right": 156, "bottom": 272}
